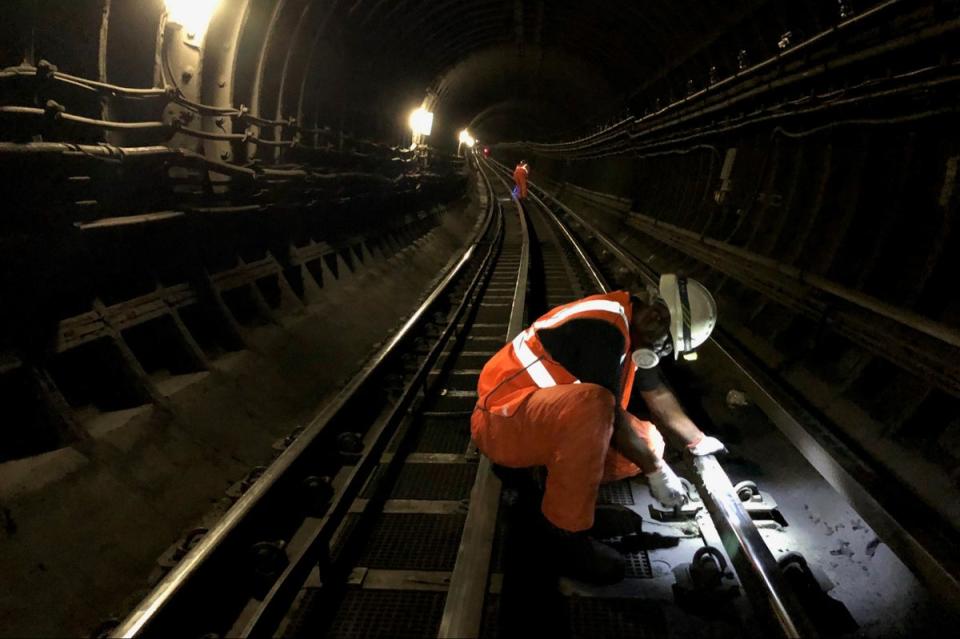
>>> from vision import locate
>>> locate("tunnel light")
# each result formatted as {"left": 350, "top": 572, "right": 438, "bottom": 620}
{"left": 458, "top": 129, "right": 476, "bottom": 148}
{"left": 409, "top": 108, "right": 434, "bottom": 137}
{"left": 165, "top": 0, "right": 222, "bottom": 39}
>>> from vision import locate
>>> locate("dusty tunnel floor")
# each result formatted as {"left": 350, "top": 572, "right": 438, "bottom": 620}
{"left": 0, "top": 188, "right": 485, "bottom": 638}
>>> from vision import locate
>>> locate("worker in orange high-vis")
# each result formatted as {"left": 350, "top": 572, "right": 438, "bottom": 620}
{"left": 471, "top": 274, "right": 725, "bottom": 584}
{"left": 512, "top": 160, "right": 529, "bottom": 199}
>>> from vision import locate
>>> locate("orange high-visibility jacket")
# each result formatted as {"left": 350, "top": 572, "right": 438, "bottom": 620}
{"left": 513, "top": 163, "right": 528, "bottom": 197}
{"left": 476, "top": 291, "right": 637, "bottom": 417}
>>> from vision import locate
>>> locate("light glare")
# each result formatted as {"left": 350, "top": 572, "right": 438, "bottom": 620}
{"left": 458, "top": 129, "right": 476, "bottom": 147}
{"left": 165, "top": 0, "right": 221, "bottom": 39}
{"left": 409, "top": 108, "right": 434, "bottom": 136}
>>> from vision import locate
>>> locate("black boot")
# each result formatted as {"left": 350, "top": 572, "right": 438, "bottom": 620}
{"left": 492, "top": 464, "right": 544, "bottom": 511}
{"left": 542, "top": 520, "right": 625, "bottom": 585}
{"left": 589, "top": 504, "right": 645, "bottom": 540}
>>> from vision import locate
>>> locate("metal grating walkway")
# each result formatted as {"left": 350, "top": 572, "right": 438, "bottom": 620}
{"left": 363, "top": 463, "right": 477, "bottom": 500}
{"left": 325, "top": 590, "right": 447, "bottom": 639}
{"left": 565, "top": 598, "right": 668, "bottom": 639}
{"left": 356, "top": 513, "right": 467, "bottom": 571}
{"left": 410, "top": 415, "right": 472, "bottom": 453}
{"left": 598, "top": 480, "right": 634, "bottom": 505}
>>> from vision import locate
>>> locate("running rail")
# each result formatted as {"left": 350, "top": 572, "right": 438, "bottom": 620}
{"left": 516, "top": 167, "right": 960, "bottom": 614}
{"left": 438, "top": 158, "right": 522, "bottom": 637}
{"left": 112, "top": 170, "right": 500, "bottom": 638}
{"left": 486, "top": 158, "right": 819, "bottom": 638}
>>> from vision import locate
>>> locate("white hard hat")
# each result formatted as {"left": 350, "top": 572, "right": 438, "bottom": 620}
{"left": 659, "top": 274, "right": 717, "bottom": 358}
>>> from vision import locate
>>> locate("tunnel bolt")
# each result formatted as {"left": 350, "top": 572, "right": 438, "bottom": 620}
{"left": 44, "top": 100, "right": 65, "bottom": 122}
{"left": 36, "top": 59, "right": 58, "bottom": 80}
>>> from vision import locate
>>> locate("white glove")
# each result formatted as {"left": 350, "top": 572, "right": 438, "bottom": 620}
{"left": 687, "top": 435, "right": 727, "bottom": 456}
{"left": 646, "top": 463, "right": 687, "bottom": 506}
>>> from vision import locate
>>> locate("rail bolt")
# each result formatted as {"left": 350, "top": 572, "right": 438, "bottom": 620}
{"left": 283, "top": 426, "right": 306, "bottom": 449}
{"left": 734, "top": 480, "right": 759, "bottom": 502}
{"left": 691, "top": 545, "right": 728, "bottom": 590}
{"left": 250, "top": 540, "right": 289, "bottom": 579}
{"left": 174, "top": 527, "right": 209, "bottom": 561}
{"left": 241, "top": 466, "right": 268, "bottom": 493}
{"left": 337, "top": 431, "right": 364, "bottom": 454}
{"left": 301, "top": 475, "right": 334, "bottom": 515}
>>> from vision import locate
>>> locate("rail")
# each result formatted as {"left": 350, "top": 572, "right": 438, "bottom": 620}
{"left": 437, "top": 158, "right": 519, "bottom": 637}
{"left": 517, "top": 169, "right": 960, "bottom": 613}
{"left": 112, "top": 166, "right": 501, "bottom": 638}
{"left": 486, "top": 158, "right": 820, "bottom": 638}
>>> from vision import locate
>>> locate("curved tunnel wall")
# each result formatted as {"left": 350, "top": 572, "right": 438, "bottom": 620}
{"left": 518, "top": 115, "right": 960, "bottom": 529}
{"left": 3, "top": 0, "right": 960, "bottom": 634}
{"left": 2, "top": 0, "right": 955, "bottom": 545}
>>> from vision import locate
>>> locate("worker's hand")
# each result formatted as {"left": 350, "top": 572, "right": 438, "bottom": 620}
{"left": 687, "top": 435, "right": 727, "bottom": 456}
{"left": 646, "top": 462, "right": 687, "bottom": 506}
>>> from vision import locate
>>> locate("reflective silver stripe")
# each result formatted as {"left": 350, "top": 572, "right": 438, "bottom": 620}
{"left": 512, "top": 331, "right": 557, "bottom": 388}
{"left": 531, "top": 299, "right": 629, "bottom": 333}
{"left": 511, "top": 298, "right": 626, "bottom": 390}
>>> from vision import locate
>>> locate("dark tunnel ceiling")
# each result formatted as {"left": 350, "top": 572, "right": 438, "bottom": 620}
{"left": 0, "top": 1, "right": 851, "bottom": 147}
{"left": 318, "top": 0, "right": 829, "bottom": 144}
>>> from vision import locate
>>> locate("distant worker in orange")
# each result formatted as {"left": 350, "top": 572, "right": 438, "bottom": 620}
{"left": 471, "top": 275, "right": 725, "bottom": 584}
{"left": 512, "top": 160, "right": 529, "bottom": 199}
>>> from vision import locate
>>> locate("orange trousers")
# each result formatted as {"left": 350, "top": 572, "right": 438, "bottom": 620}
{"left": 471, "top": 383, "right": 665, "bottom": 532}
{"left": 513, "top": 169, "right": 528, "bottom": 199}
